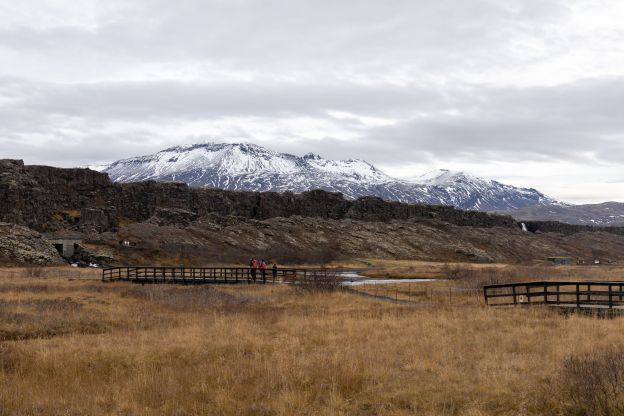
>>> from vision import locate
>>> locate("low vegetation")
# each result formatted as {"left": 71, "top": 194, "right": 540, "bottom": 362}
{"left": 1, "top": 262, "right": 624, "bottom": 415}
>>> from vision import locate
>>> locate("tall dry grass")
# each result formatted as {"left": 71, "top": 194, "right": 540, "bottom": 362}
{"left": 0, "top": 267, "right": 624, "bottom": 414}
{"left": 0, "top": 266, "right": 102, "bottom": 280}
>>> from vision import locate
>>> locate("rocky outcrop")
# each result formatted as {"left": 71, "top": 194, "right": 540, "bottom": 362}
{"left": 91, "top": 215, "right": 624, "bottom": 266}
{"left": 80, "top": 207, "right": 118, "bottom": 232}
{"left": 0, "top": 160, "right": 117, "bottom": 231}
{"left": 0, "top": 223, "right": 64, "bottom": 265}
{"left": 71, "top": 244, "right": 114, "bottom": 267}
{"left": 146, "top": 207, "right": 198, "bottom": 227}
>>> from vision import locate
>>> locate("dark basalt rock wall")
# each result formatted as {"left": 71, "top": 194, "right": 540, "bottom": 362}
{"left": 0, "top": 160, "right": 117, "bottom": 230}
{"left": 523, "top": 221, "right": 624, "bottom": 236}
{"left": 0, "top": 159, "right": 523, "bottom": 231}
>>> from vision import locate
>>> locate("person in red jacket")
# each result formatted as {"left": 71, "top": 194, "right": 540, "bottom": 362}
{"left": 259, "top": 259, "right": 268, "bottom": 283}
{"left": 250, "top": 258, "right": 258, "bottom": 282}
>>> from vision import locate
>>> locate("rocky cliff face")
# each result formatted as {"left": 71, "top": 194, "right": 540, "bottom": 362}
{"left": 0, "top": 160, "right": 517, "bottom": 231}
{"left": 104, "top": 216, "right": 624, "bottom": 266}
{"left": 0, "top": 159, "right": 117, "bottom": 230}
{"left": 523, "top": 221, "right": 624, "bottom": 236}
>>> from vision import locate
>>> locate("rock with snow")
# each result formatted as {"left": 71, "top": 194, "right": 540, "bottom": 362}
{"left": 101, "top": 142, "right": 558, "bottom": 211}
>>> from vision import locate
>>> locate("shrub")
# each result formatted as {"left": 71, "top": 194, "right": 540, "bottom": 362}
{"left": 559, "top": 346, "right": 624, "bottom": 416}
{"left": 0, "top": 344, "right": 22, "bottom": 373}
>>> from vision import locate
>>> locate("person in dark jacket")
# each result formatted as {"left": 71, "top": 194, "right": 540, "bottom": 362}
{"left": 272, "top": 263, "right": 278, "bottom": 281}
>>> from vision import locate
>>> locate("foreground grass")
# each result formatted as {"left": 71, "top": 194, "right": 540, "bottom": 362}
{"left": 1, "top": 266, "right": 624, "bottom": 414}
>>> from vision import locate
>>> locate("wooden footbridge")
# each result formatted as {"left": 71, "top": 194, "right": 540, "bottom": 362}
{"left": 102, "top": 266, "right": 344, "bottom": 285}
{"left": 484, "top": 281, "right": 624, "bottom": 312}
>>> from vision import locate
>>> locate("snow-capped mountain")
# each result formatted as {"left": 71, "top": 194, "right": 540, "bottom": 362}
{"left": 406, "top": 169, "right": 559, "bottom": 211}
{"left": 100, "top": 142, "right": 558, "bottom": 211}
{"left": 496, "top": 201, "right": 624, "bottom": 227}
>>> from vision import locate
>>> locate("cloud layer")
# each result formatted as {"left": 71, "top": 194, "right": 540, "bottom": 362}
{"left": 1, "top": 0, "right": 623, "bottom": 203}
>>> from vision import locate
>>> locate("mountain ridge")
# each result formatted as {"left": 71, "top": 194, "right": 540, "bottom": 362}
{"left": 497, "top": 201, "right": 624, "bottom": 227}
{"left": 100, "top": 142, "right": 558, "bottom": 211}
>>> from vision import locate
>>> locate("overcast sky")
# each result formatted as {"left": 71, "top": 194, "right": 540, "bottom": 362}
{"left": 1, "top": 0, "right": 623, "bottom": 203}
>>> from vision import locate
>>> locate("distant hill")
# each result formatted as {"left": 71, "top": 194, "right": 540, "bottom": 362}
{"left": 496, "top": 201, "right": 624, "bottom": 226}
{"left": 98, "top": 142, "right": 558, "bottom": 211}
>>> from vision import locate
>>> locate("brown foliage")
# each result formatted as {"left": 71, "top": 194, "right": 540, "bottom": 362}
{"left": 2, "top": 264, "right": 624, "bottom": 414}
{"left": 558, "top": 346, "right": 624, "bottom": 416}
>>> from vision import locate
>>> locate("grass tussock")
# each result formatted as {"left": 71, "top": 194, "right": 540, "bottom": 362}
{"left": 555, "top": 346, "right": 624, "bottom": 415}
{"left": 0, "top": 266, "right": 102, "bottom": 280}
{"left": 1, "top": 265, "right": 624, "bottom": 414}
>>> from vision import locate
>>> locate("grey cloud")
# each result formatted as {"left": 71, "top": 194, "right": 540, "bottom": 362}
{"left": 12, "top": 79, "right": 440, "bottom": 119}
{"left": 0, "top": 0, "right": 572, "bottom": 73}
{"left": 2, "top": 75, "right": 624, "bottom": 168}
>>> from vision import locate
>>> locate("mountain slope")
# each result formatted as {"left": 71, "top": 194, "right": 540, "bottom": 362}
{"left": 101, "top": 142, "right": 558, "bottom": 211}
{"left": 407, "top": 169, "right": 559, "bottom": 211}
{"left": 498, "top": 201, "right": 624, "bottom": 226}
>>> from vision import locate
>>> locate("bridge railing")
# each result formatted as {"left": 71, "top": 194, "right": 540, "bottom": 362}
{"left": 483, "top": 281, "right": 624, "bottom": 309}
{"left": 101, "top": 266, "right": 348, "bottom": 284}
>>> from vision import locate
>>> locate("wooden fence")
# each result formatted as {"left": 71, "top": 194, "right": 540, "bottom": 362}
{"left": 483, "top": 281, "right": 624, "bottom": 309}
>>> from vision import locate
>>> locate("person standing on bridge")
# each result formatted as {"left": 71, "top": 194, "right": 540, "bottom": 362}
{"left": 250, "top": 258, "right": 258, "bottom": 282}
{"left": 272, "top": 263, "right": 278, "bottom": 281}
{"left": 260, "top": 259, "right": 267, "bottom": 283}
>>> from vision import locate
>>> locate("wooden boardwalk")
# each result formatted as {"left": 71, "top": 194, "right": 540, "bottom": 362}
{"left": 102, "top": 266, "right": 344, "bottom": 285}
{"left": 483, "top": 281, "right": 624, "bottom": 311}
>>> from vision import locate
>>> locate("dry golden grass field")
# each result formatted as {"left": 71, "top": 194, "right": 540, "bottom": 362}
{"left": 2, "top": 262, "right": 624, "bottom": 415}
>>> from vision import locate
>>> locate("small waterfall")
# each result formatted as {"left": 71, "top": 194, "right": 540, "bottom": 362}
{"left": 521, "top": 222, "right": 528, "bottom": 232}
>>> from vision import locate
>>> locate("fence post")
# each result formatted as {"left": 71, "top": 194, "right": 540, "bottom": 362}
{"left": 576, "top": 283, "right": 580, "bottom": 308}
{"left": 543, "top": 284, "right": 547, "bottom": 304}
{"left": 483, "top": 287, "right": 488, "bottom": 305}
{"left": 556, "top": 284, "right": 560, "bottom": 304}
{"left": 609, "top": 284, "right": 613, "bottom": 309}
{"left": 512, "top": 285, "right": 517, "bottom": 304}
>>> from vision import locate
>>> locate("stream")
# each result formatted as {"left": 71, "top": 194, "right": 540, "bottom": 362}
{"left": 337, "top": 271, "right": 441, "bottom": 286}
